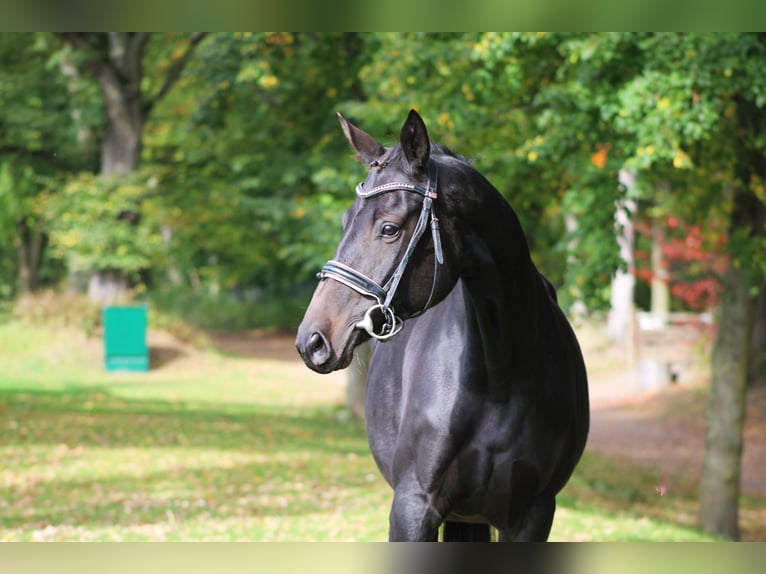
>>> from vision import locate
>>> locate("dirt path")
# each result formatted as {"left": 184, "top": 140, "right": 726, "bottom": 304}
{"left": 589, "top": 378, "right": 766, "bottom": 497}
{"left": 209, "top": 330, "right": 300, "bottom": 362}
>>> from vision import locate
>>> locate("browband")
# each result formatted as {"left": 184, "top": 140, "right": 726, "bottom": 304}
{"left": 355, "top": 162, "right": 439, "bottom": 200}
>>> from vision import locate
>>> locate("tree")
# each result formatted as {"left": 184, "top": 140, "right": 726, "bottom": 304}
{"left": 138, "top": 33, "right": 371, "bottom": 298}
{"left": 697, "top": 91, "right": 766, "bottom": 539}
{"left": 56, "top": 33, "right": 207, "bottom": 301}
{"left": 0, "top": 33, "right": 92, "bottom": 297}
{"left": 751, "top": 291, "right": 766, "bottom": 387}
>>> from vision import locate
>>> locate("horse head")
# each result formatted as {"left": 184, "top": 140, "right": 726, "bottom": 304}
{"left": 296, "top": 110, "right": 461, "bottom": 373}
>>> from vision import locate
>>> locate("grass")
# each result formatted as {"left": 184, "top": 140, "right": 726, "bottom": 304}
{"left": 0, "top": 319, "right": 725, "bottom": 541}
{"left": 554, "top": 451, "right": 716, "bottom": 541}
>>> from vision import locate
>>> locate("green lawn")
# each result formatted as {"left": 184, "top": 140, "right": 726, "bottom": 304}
{"left": 0, "top": 319, "right": 718, "bottom": 541}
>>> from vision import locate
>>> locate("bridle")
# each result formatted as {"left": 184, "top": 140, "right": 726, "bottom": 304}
{"left": 317, "top": 161, "right": 444, "bottom": 341}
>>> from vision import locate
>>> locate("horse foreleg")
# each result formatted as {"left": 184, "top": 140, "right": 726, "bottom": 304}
{"left": 388, "top": 487, "right": 444, "bottom": 542}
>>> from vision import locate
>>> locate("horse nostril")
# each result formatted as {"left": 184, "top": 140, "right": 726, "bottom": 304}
{"left": 307, "top": 331, "right": 331, "bottom": 366}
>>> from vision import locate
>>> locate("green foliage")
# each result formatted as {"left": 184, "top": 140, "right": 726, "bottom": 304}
{"left": 606, "top": 33, "right": 766, "bottom": 287}
{"left": 560, "top": 174, "right": 624, "bottom": 310}
{"left": 0, "top": 34, "right": 95, "bottom": 171}
{"left": 45, "top": 172, "right": 163, "bottom": 276}
{"left": 138, "top": 32, "right": 367, "bottom": 298}
{"left": 0, "top": 33, "right": 90, "bottom": 298}
{"left": 4, "top": 32, "right": 766, "bottom": 326}
{"left": 0, "top": 164, "right": 23, "bottom": 298}
{"left": 462, "top": 32, "right": 766, "bottom": 307}
{"left": 340, "top": 33, "right": 576, "bottom": 295}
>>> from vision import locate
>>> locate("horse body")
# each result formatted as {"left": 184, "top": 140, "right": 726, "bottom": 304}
{"left": 296, "top": 110, "right": 588, "bottom": 541}
{"left": 366, "top": 195, "right": 587, "bottom": 541}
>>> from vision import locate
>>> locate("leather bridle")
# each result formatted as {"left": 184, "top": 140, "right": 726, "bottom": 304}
{"left": 317, "top": 161, "right": 444, "bottom": 341}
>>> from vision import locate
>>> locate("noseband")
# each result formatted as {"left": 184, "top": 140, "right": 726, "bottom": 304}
{"left": 317, "top": 161, "right": 444, "bottom": 341}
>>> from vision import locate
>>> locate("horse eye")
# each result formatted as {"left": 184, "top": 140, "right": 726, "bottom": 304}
{"left": 381, "top": 223, "right": 400, "bottom": 237}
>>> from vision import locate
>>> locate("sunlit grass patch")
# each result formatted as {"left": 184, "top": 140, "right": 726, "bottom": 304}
{"left": 0, "top": 384, "right": 390, "bottom": 541}
{"left": 552, "top": 451, "right": 715, "bottom": 541}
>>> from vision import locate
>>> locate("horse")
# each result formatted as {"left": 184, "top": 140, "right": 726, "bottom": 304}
{"left": 296, "top": 110, "right": 589, "bottom": 541}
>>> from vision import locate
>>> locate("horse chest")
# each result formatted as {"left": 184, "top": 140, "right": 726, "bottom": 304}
{"left": 364, "top": 301, "right": 542, "bottom": 492}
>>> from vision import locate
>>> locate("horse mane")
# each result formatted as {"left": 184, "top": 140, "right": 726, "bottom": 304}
{"left": 381, "top": 142, "right": 473, "bottom": 174}
{"left": 432, "top": 143, "right": 470, "bottom": 164}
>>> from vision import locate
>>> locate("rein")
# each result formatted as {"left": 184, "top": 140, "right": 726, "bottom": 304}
{"left": 318, "top": 161, "right": 444, "bottom": 341}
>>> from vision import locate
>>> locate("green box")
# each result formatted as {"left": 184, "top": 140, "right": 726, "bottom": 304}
{"left": 103, "top": 306, "right": 149, "bottom": 372}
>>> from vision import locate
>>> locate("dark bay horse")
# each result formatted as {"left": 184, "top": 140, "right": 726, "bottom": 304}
{"left": 296, "top": 110, "right": 589, "bottom": 541}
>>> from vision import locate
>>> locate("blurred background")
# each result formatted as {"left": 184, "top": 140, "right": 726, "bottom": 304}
{"left": 0, "top": 33, "right": 764, "bottom": 542}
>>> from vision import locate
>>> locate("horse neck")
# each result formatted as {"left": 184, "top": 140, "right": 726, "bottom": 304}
{"left": 449, "top": 174, "right": 541, "bottom": 376}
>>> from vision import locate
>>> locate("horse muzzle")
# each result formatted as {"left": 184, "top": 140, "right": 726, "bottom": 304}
{"left": 296, "top": 328, "right": 334, "bottom": 373}
{"left": 295, "top": 320, "right": 361, "bottom": 374}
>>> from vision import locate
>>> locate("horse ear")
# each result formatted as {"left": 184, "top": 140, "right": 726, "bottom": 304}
{"left": 337, "top": 112, "right": 385, "bottom": 165}
{"left": 400, "top": 109, "right": 430, "bottom": 170}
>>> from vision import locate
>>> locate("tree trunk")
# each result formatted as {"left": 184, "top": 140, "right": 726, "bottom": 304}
{"left": 86, "top": 269, "right": 129, "bottom": 305}
{"left": 698, "top": 97, "right": 765, "bottom": 537}
{"left": 16, "top": 218, "right": 47, "bottom": 295}
{"left": 86, "top": 76, "right": 142, "bottom": 301}
{"left": 98, "top": 74, "right": 142, "bottom": 177}
{"left": 87, "top": 33, "right": 147, "bottom": 302}
{"left": 749, "top": 288, "right": 766, "bottom": 387}
{"left": 698, "top": 261, "right": 755, "bottom": 539}
{"left": 607, "top": 170, "right": 637, "bottom": 361}
{"left": 650, "top": 213, "right": 670, "bottom": 325}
